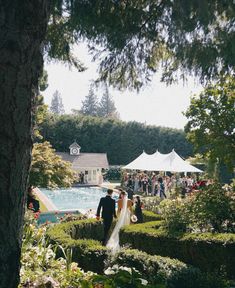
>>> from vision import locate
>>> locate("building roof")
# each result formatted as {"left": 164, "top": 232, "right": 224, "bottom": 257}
{"left": 69, "top": 142, "right": 81, "bottom": 149}
{"left": 56, "top": 152, "right": 109, "bottom": 168}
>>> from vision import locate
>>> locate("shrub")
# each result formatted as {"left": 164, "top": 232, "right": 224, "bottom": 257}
{"left": 142, "top": 210, "right": 162, "bottom": 222}
{"left": 21, "top": 216, "right": 154, "bottom": 288}
{"left": 159, "top": 183, "right": 235, "bottom": 234}
{"left": 158, "top": 199, "right": 188, "bottom": 234}
{"left": 110, "top": 249, "right": 228, "bottom": 288}
{"left": 189, "top": 183, "right": 235, "bottom": 233}
{"left": 47, "top": 219, "right": 107, "bottom": 273}
{"left": 142, "top": 196, "right": 162, "bottom": 214}
{"left": 48, "top": 219, "right": 226, "bottom": 288}
{"left": 120, "top": 221, "right": 235, "bottom": 279}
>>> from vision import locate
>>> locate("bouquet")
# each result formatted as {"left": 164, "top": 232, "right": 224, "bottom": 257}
{"left": 131, "top": 215, "right": 138, "bottom": 223}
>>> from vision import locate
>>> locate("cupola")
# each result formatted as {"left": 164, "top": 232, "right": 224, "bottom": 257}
{"left": 69, "top": 141, "right": 81, "bottom": 155}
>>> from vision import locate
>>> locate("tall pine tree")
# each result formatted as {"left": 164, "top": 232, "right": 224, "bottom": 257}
{"left": 50, "top": 90, "right": 65, "bottom": 115}
{"left": 81, "top": 85, "right": 98, "bottom": 116}
{"left": 98, "top": 84, "right": 119, "bottom": 119}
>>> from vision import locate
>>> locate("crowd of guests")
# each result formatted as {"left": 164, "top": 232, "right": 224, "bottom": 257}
{"left": 122, "top": 172, "right": 209, "bottom": 199}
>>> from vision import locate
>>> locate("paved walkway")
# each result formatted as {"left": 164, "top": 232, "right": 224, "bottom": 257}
{"left": 34, "top": 187, "right": 57, "bottom": 211}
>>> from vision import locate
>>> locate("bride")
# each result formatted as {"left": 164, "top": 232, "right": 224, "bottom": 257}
{"left": 106, "top": 191, "right": 132, "bottom": 253}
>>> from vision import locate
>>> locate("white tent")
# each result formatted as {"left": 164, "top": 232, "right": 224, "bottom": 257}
{"left": 154, "top": 150, "right": 203, "bottom": 173}
{"left": 123, "top": 151, "right": 154, "bottom": 171}
{"left": 122, "top": 149, "right": 203, "bottom": 173}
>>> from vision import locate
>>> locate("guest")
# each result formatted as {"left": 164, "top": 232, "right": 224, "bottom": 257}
{"left": 142, "top": 176, "right": 148, "bottom": 195}
{"left": 133, "top": 176, "right": 139, "bottom": 193}
{"left": 151, "top": 174, "right": 157, "bottom": 196}
{"left": 134, "top": 196, "right": 143, "bottom": 223}
{"left": 158, "top": 177, "right": 166, "bottom": 199}
{"left": 27, "top": 186, "right": 40, "bottom": 212}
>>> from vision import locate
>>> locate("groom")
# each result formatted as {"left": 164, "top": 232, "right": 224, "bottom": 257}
{"left": 96, "top": 189, "right": 117, "bottom": 245}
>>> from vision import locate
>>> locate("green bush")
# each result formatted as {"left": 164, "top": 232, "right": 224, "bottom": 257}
{"left": 189, "top": 183, "right": 235, "bottom": 233}
{"left": 47, "top": 219, "right": 107, "bottom": 273}
{"left": 47, "top": 218, "right": 230, "bottom": 286}
{"left": 159, "top": 183, "right": 235, "bottom": 234}
{"left": 142, "top": 210, "right": 162, "bottom": 222}
{"left": 105, "top": 167, "right": 121, "bottom": 180}
{"left": 120, "top": 221, "right": 235, "bottom": 279}
{"left": 142, "top": 196, "right": 162, "bottom": 214}
{"left": 111, "top": 249, "right": 228, "bottom": 288}
{"left": 158, "top": 199, "right": 188, "bottom": 234}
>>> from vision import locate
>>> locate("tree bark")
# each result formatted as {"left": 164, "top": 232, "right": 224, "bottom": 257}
{"left": 0, "top": 1, "right": 50, "bottom": 287}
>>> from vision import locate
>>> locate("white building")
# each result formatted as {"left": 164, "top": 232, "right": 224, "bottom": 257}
{"left": 56, "top": 142, "right": 109, "bottom": 185}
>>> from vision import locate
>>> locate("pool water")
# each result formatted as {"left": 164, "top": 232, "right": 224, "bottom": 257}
{"left": 40, "top": 186, "right": 117, "bottom": 211}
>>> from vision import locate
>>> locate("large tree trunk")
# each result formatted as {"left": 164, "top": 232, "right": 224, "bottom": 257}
{"left": 0, "top": 1, "right": 50, "bottom": 287}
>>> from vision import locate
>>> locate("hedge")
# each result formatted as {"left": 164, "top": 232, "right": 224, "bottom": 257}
{"left": 47, "top": 218, "right": 228, "bottom": 287}
{"left": 120, "top": 221, "right": 235, "bottom": 279}
{"left": 142, "top": 210, "right": 162, "bottom": 222}
{"left": 47, "top": 219, "right": 107, "bottom": 273}
{"left": 112, "top": 249, "right": 227, "bottom": 288}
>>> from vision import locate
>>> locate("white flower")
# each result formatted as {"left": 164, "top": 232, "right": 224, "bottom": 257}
{"left": 139, "top": 278, "right": 148, "bottom": 285}
{"left": 104, "top": 267, "right": 116, "bottom": 275}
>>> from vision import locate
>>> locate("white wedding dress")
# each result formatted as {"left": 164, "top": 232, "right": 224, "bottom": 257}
{"left": 106, "top": 195, "right": 130, "bottom": 253}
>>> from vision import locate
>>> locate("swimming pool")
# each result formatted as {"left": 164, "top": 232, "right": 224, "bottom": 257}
{"left": 40, "top": 186, "right": 116, "bottom": 211}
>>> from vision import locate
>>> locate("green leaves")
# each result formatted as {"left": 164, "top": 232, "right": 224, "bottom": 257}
{"left": 30, "top": 142, "right": 76, "bottom": 188}
{"left": 45, "top": 0, "right": 235, "bottom": 89}
{"left": 184, "top": 77, "right": 235, "bottom": 173}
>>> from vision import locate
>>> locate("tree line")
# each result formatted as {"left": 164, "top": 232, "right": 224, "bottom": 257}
{"left": 50, "top": 83, "right": 119, "bottom": 119}
{"left": 41, "top": 114, "right": 192, "bottom": 165}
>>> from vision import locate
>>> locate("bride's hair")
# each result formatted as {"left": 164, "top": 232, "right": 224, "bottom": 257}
{"left": 119, "top": 190, "right": 127, "bottom": 199}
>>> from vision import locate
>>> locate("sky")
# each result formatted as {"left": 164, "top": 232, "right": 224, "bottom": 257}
{"left": 43, "top": 43, "right": 203, "bottom": 130}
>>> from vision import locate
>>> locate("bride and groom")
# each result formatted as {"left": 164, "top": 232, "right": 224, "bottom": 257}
{"left": 96, "top": 189, "right": 132, "bottom": 253}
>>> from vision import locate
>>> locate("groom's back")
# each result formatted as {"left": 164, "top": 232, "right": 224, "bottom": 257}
{"left": 101, "top": 196, "right": 115, "bottom": 219}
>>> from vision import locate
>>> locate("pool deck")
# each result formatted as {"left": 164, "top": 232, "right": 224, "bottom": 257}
{"left": 34, "top": 187, "right": 57, "bottom": 211}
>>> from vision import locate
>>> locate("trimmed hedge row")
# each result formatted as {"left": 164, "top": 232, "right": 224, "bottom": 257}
{"left": 47, "top": 218, "right": 228, "bottom": 287}
{"left": 112, "top": 249, "right": 227, "bottom": 288}
{"left": 120, "top": 221, "right": 235, "bottom": 279}
{"left": 47, "top": 219, "right": 107, "bottom": 273}
{"left": 142, "top": 210, "right": 162, "bottom": 222}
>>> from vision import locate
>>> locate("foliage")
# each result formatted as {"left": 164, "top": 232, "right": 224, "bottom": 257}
{"left": 50, "top": 90, "right": 65, "bottom": 115}
{"left": 96, "top": 265, "right": 153, "bottom": 288}
{"left": 21, "top": 212, "right": 152, "bottom": 287}
{"left": 159, "top": 199, "right": 189, "bottom": 234}
{"left": 29, "top": 141, "right": 76, "bottom": 188}
{"left": 188, "top": 183, "right": 235, "bottom": 233}
{"left": 41, "top": 114, "right": 192, "bottom": 165}
{"left": 112, "top": 250, "right": 229, "bottom": 288}
{"left": 45, "top": 1, "right": 235, "bottom": 89}
{"left": 184, "top": 77, "right": 235, "bottom": 173}
{"left": 32, "top": 70, "right": 49, "bottom": 141}
{"left": 142, "top": 210, "right": 162, "bottom": 222}
{"left": 81, "top": 85, "right": 99, "bottom": 116}
{"left": 57, "top": 211, "right": 89, "bottom": 223}
{"left": 105, "top": 167, "right": 121, "bottom": 180}
{"left": 32, "top": 95, "right": 49, "bottom": 141}
{"left": 120, "top": 221, "right": 235, "bottom": 279}
{"left": 142, "top": 196, "right": 162, "bottom": 214}
{"left": 159, "top": 183, "right": 235, "bottom": 234}
{"left": 47, "top": 217, "right": 230, "bottom": 287}
{"left": 98, "top": 83, "right": 119, "bottom": 119}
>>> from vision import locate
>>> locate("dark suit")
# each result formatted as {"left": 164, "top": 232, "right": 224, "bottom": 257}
{"left": 96, "top": 195, "right": 116, "bottom": 245}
